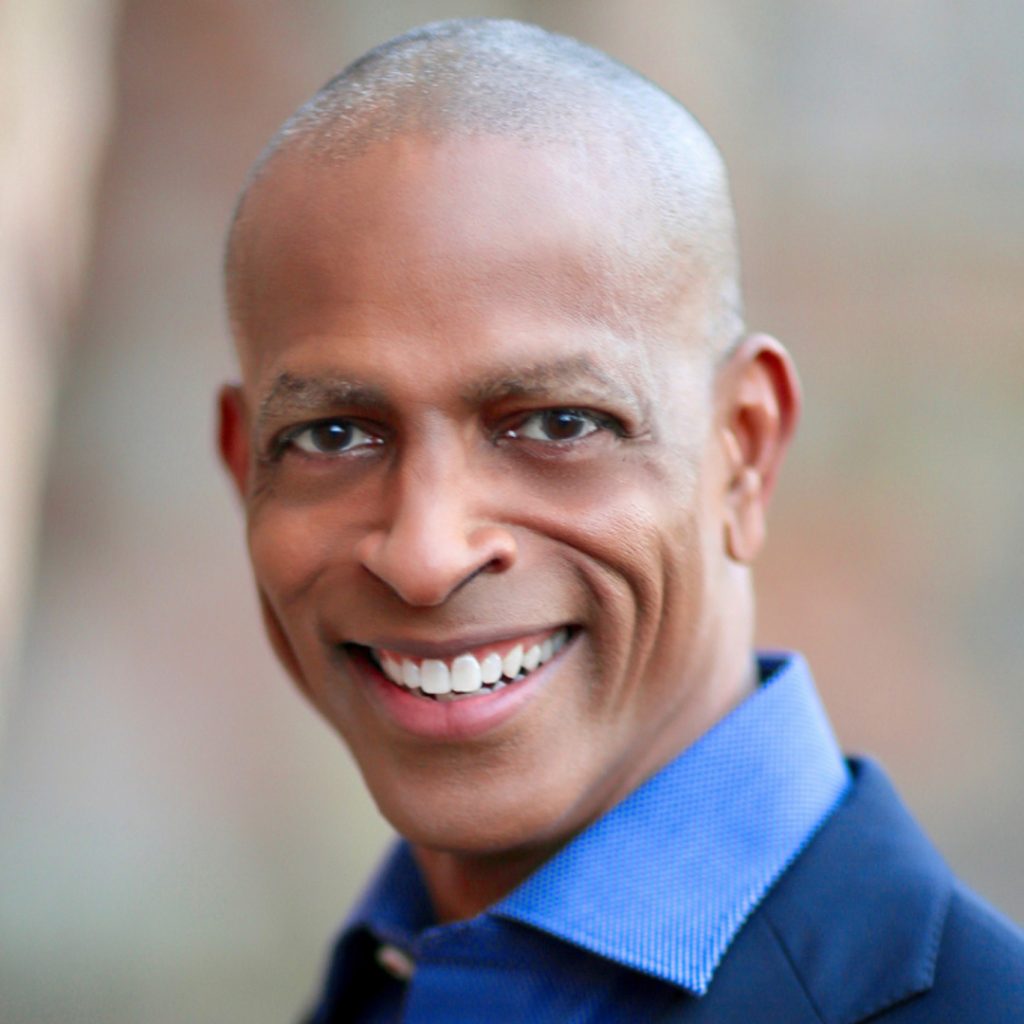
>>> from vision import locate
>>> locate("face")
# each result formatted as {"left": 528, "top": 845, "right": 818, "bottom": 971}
{"left": 221, "top": 134, "right": 751, "bottom": 860}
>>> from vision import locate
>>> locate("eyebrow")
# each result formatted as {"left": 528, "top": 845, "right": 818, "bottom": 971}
{"left": 256, "top": 354, "right": 650, "bottom": 430}
{"left": 256, "top": 373, "right": 391, "bottom": 431}
{"left": 463, "top": 354, "right": 647, "bottom": 416}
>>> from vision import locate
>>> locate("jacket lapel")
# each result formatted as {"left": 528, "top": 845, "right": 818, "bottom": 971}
{"left": 669, "top": 759, "right": 953, "bottom": 1023}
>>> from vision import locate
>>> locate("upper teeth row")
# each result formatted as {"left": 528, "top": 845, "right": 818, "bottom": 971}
{"left": 377, "top": 629, "right": 569, "bottom": 696}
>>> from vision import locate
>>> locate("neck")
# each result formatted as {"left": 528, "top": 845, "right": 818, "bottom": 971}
{"left": 413, "top": 842, "right": 559, "bottom": 923}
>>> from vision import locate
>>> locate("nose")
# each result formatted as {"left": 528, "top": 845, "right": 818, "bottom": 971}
{"left": 354, "top": 448, "right": 517, "bottom": 607}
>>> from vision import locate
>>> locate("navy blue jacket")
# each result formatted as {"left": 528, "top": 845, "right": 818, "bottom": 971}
{"left": 675, "top": 759, "right": 1024, "bottom": 1022}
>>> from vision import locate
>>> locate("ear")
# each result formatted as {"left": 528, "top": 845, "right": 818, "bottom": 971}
{"left": 717, "top": 334, "right": 802, "bottom": 564}
{"left": 217, "top": 384, "right": 251, "bottom": 499}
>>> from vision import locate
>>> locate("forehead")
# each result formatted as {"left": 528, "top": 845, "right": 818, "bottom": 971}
{"left": 230, "top": 133, "right": 701, "bottom": 394}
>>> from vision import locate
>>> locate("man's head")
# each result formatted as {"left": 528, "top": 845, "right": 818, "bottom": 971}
{"left": 219, "top": 19, "right": 799, "bottom": 897}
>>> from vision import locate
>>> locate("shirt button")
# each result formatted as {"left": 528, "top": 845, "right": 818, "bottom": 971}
{"left": 375, "top": 943, "right": 415, "bottom": 981}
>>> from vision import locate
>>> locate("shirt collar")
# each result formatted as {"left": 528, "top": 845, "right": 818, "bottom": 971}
{"left": 346, "top": 652, "right": 849, "bottom": 996}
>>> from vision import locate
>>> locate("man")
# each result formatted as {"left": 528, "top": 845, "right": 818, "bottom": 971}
{"left": 218, "top": 19, "right": 1024, "bottom": 1022}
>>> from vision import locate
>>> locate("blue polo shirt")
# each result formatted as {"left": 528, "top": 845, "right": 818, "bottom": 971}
{"left": 308, "top": 652, "right": 850, "bottom": 1022}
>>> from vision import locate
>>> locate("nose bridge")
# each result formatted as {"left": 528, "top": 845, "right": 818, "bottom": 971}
{"left": 357, "top": 427, "right": 515, "bottom": 606}
{"left": 394, "top": 431, "right": 468, "bottom": 536}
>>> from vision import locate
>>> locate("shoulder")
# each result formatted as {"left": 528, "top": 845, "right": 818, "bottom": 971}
{"left": 915, "top": 884, "right": 1024, "bottom": 1018}
{"left": 725, "top": 758, "right": 1024, "bottom": 1023}
{"left": 853, "top": 885, "right": 1024, "bottom": 1022}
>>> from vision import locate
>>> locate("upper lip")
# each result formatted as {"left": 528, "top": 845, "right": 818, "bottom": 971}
{"left": 340, "top": 625, "right": 573, "bottom": 660}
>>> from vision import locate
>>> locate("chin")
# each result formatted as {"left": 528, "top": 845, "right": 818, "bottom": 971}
{"left": 368, "top": 769, "right": 581, "bottom": 861}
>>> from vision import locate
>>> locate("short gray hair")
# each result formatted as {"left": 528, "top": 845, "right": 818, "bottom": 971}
{"left": 227, "top": 18, "right": 744, "bottom": 352}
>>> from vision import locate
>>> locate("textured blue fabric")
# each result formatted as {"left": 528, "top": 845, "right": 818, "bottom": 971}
{"left": 309, "top": 652, "right": 851, "bottom": 1023}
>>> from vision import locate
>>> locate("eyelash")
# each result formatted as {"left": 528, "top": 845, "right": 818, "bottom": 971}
{"left": 270, "top": 407, "right": 625, "bottom": 461}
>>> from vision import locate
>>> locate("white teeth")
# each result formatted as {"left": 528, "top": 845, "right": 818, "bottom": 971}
{"left": 420, "top": 659, "right": 451, "bottom": 695}
{"left": 451, "top": 654, "right": 482, "bottom": 693}
{"left": 503, "top": 645, "right": 523, "bottom": 678}
{"left": 481, "top": 652, "right": 503, "bottom": 684}
{"left": 374, "top": 629, "right": 571, "bottom": 697}
{"left": 402, "top": 660, "right": 421, "bottom": 689}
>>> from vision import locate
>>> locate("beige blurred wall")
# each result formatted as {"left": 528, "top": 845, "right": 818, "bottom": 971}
{"left": 0, "top": 0, "right": 117, "bottom": 734}
{"left": 1, "top": 3, "right": 1021, "bottom": 1022}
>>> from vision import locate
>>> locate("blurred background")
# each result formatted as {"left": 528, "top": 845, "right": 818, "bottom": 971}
{"left": 1, "top": 1, "right": 1021, "bottom": 1021}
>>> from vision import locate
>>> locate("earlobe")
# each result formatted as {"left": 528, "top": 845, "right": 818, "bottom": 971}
{"left": 719, "top": 334, "right": 801, "bottom": 564}
{"left": 217, "top": 384, "right": 251, "bottom": 499}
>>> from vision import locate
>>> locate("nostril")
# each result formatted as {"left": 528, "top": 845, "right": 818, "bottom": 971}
{"left": 469, "top": 526, "right": 518, "bottom": 573}
{"left": 355, "top": 526, "right": 517, "bottom": 606}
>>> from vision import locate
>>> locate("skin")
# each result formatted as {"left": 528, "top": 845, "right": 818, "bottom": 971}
{"left": 219, "top": 132, "right": 800, "bottom": 922}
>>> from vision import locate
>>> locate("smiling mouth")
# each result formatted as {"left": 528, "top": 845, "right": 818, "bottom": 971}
{"left": 348, "top": 627, "right": 571, "bottom": 702}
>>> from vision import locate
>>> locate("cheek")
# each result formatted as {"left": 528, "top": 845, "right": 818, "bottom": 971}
{"left": 584, "top": 501, "right": 707, "bottom": 702}
{"left": 246, "top": 459, "right": 389, "bottom": 607}
{"left": 247, "top": 501, "right": 344, "bottom": 618}
{"left": 520, "top": 439, "right": 705, "bottom": 584}
{"left": 509, "top": 448, "right": 710, "bottom": 687}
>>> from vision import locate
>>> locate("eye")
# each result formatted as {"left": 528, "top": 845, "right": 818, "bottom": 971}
{"left": 507, "top": 409, "right": 606, "bottom": 443}
{"left": 283, "top": 419, "right": 381, "bottom": 456}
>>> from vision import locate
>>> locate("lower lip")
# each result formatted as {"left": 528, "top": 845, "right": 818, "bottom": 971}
{"left": 351, "top": 642, "right": 569, "bottom": 742}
